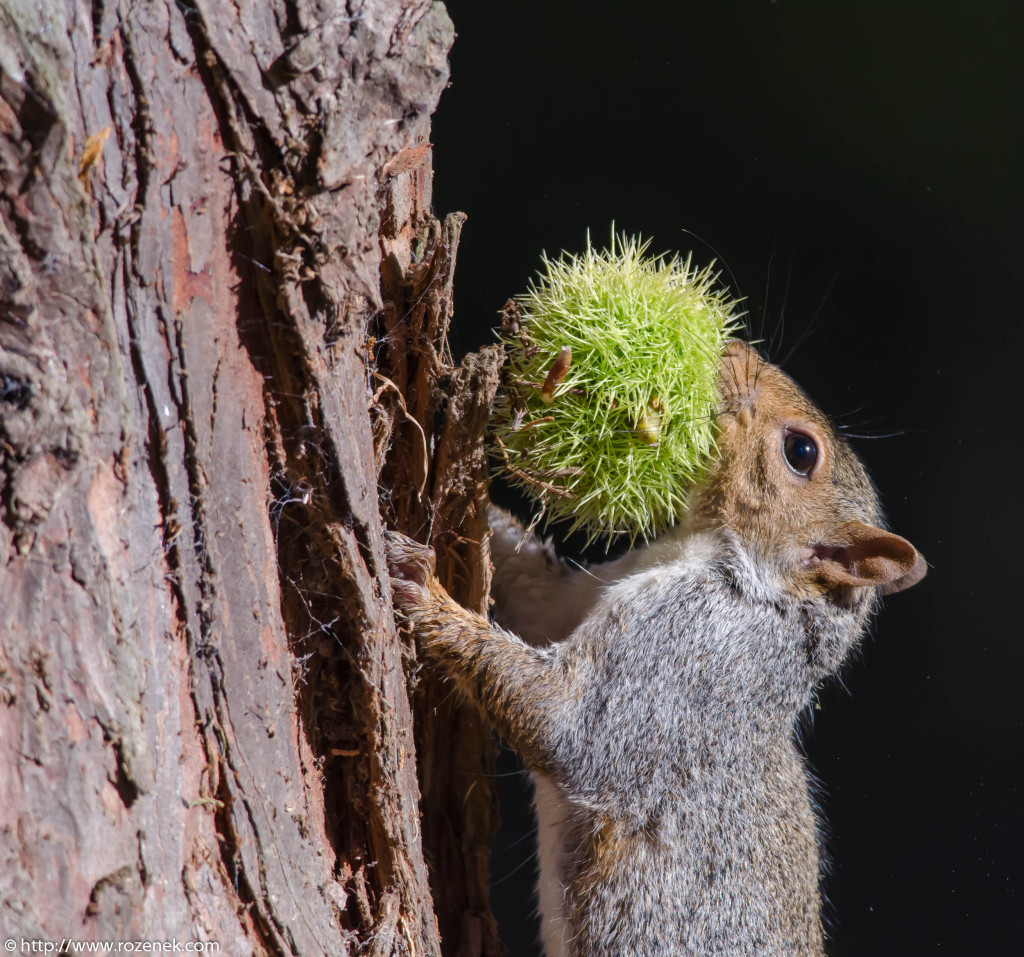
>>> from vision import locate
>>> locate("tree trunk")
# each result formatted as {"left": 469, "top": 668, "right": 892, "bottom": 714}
{"left": 0, "top": 1, "right": 499, "bottom": 954}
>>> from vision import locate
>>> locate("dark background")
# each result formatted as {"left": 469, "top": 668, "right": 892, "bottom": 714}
{"left": 431, "top": 1, "right": 1023, "bottom": 954}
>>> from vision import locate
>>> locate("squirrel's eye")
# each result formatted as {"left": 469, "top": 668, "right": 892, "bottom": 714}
{"left": 784, "top": 431, "right": 818, "bottom": 476}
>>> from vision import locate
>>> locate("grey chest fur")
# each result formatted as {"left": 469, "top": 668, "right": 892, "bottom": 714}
{"left": 489, "top": 522, "right": 866, "bottom": 956}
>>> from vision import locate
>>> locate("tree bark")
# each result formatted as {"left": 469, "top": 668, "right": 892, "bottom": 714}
{"left": 0, "top": 1, "right": 498, "bottom": 954}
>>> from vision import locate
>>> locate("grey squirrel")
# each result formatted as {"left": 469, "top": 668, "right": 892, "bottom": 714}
{"left": 387, "top": 341, "right": 926, "bottom": 956}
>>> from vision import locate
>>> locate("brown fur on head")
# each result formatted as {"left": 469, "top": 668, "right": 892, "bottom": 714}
{"left": 690, "top": 341, "right": 926, "bottom": 601}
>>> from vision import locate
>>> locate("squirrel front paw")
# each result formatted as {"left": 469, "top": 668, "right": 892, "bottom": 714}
{"left": 384, "top": 529, "right": 437, "bottom": 611}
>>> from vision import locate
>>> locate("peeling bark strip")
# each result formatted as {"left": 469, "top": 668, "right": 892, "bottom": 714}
{"left": 0, "top": 1, "right": 493, "bottom": 955}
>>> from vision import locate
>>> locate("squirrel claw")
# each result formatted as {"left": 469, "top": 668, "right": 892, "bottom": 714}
{"left": 384, "top": 529, "right": 436, "bottom": 587}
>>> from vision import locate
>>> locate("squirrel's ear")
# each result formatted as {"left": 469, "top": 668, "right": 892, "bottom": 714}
{"left": 809, "top": 521, "right": 926, "bottom": 594}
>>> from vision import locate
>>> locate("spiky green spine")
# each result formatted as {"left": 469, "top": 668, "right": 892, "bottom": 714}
{"left": 492, "top": 233, "right": 741, "bottom": 542}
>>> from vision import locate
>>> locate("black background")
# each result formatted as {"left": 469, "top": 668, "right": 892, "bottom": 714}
{"left": 430, "top": 1, "right": 1023, "bottom": 953}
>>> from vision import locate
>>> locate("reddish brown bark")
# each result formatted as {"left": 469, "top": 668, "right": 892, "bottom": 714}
{"left": 0, "top": 1, "right": 498, "bottom": 954}
{"left": 377, "top": 197, "right": 504, "bottom": 956}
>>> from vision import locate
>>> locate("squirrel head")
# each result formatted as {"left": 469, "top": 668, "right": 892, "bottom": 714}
{"left": 690, "top": 341, "right": 926, "bottom": 606}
